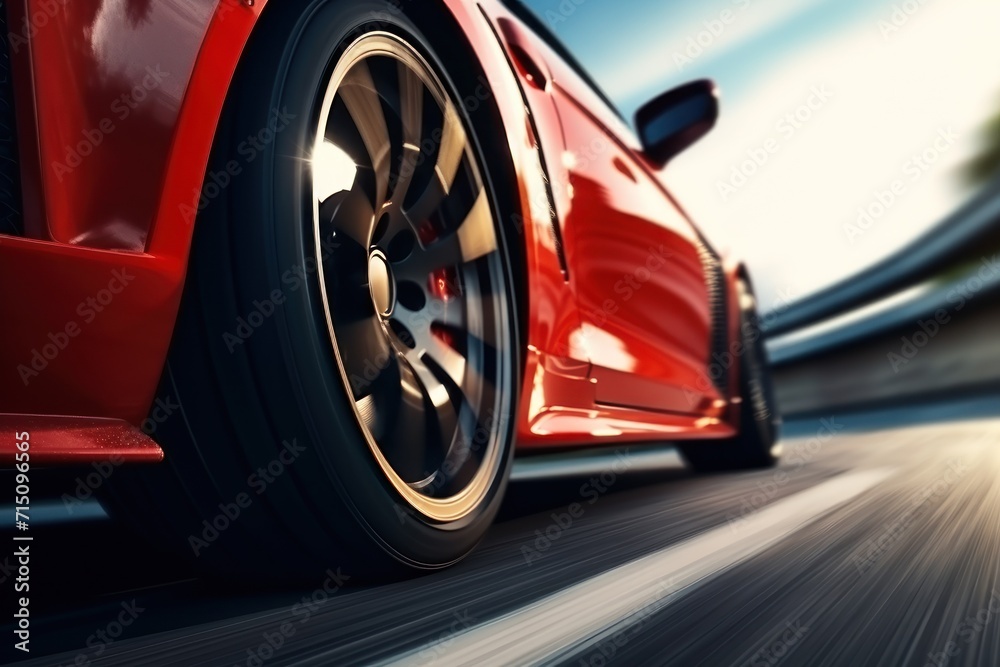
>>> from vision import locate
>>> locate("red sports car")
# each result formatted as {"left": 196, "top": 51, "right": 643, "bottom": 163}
{"left": 1, "top": 0, "right": 779, "bottom": 578}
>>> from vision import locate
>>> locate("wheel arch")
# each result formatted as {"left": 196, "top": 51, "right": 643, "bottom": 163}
{"left": 0, "top": 0, "right": 540, "bottom": 425}
{"left": 146, "top": 0, "right": 271, "bottom": 259}
{"left": 157, "top": 0, "right": 535, "bottom": 368}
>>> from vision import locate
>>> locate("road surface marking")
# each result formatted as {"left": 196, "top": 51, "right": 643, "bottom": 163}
{"left": 380, "top": 468, "right": 894, "bottom": 666}
{"left": 511, "top": 446, "right": 684, "bottom": 482}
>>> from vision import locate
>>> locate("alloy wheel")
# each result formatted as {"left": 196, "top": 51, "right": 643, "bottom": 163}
{"left": 311, "top": 32, "right": 514, "bottom": 522}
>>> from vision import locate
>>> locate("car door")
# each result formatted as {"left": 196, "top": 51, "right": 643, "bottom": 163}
{"left": 546, "top": 68, "right": 722, "bottom": 415}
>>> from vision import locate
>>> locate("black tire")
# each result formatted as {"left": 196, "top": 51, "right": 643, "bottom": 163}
{"left": 679, "top": 278, "right": 781, "bottom": 472}
{"left": 101, "top": 0, "right": 522, "bottom": 582}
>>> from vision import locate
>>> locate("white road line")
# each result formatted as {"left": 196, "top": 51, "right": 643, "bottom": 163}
{"left": 380, "top": 468, "right": 894, "bottom": 667}
{"left": 511, "top": 446, "right": 685, "bottom": 482}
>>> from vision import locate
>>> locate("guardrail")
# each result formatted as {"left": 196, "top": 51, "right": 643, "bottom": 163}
{"left": 768, "top": 261, "right": 1000, "bottom": 366}
{"left": 761, "top": 181, "right": 1000, "bottom": 415}
{"left": 762, "top": 180, "right": 1000, "bottom": 339}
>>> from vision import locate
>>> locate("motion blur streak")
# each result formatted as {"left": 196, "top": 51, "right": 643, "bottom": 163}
{"left": 381, "top": 468, "right": 892, "bottom": 666}
{"left": 8, "top": 399, "right": 1000, "bottom": 665}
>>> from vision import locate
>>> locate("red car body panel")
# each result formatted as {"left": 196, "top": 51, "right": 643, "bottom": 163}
{"left": 0, "top": 0, "right": 743, "bottom": 463}
{"left": 0, "top": 415, "right": 163, "bottom": 463}
{"left": 1, "top": 0, "right": 258, "bottom": 429}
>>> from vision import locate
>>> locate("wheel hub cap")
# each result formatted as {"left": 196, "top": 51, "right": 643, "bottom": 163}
{"left": 368, "top": 250, "right": 394, "bottom": 317}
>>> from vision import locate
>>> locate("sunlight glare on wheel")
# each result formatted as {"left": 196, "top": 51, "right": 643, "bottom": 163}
{"left": 313, "top": 140, "right": 358, "bottom": 202}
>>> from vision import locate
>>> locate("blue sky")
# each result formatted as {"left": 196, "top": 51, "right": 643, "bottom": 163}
{"left": 526, "top": 0, "right": 899, "bottom": 116}
{"left": 520, "top": 0, "right": 1000, "bottom": 309}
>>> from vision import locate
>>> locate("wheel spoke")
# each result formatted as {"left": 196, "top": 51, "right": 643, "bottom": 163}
{"left": 397, "top": 310, "right": 468, "bottom": 393}
{"left": 434, "top": 102, "right": 467, "bottom": 196}
{"left": 320, "top": 188, "right": 375, "bottom": 252}
{"left": 340, "top": 61, "right": 392, "bottom": 207}
{"left": 452, "top": 187, "right": 499, "bottom": 265}
{"left": 396, "top": 187, "right": 497, "bottom": 282}
{"left": 401, "top": 350, "right": 463, "bottom": 457}
{"left": 388, "top": 63, "right": 426, "bottom": 209}
{"left": 398, "top": 62, "right": 424, "bottom": 148}
{"left": 402, "top": 101, "right": 466, "bottom": 225}
{"left": 337, "top": 315, "right": 394, "bottom": 400}
{"left": 366, "top": 358, "right": 437, "bottom": 483}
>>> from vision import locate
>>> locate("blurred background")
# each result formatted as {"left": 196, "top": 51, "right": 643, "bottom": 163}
{"left": 5, "top": 4, "right": 1000, "bottom": 664}
{"left": 523, "top": 0, "right": 1000, "bottom": 418}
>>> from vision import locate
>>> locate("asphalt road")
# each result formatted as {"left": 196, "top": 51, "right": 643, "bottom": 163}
{"left": 3, "top": 394, "right": 1000, "bottom": 666}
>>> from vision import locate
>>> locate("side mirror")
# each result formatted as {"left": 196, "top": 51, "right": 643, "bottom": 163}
{"left": 636, "top": 80, "right": 719, "bottom": 167}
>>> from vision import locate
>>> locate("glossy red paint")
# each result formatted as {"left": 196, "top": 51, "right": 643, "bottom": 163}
{"left": 478, "top": 0, "right": 740, "bottom": 447}
{"left": 0, "top": 0, "right": 262, "bottom": 425}
{"left": 0, "top": 415, "right": 163, "bottom": 464}
{"left": 0, "top": 0, "right": 744, "bottom": 465}
{"left": 556, "top": 96, "right": 720, "bottom": 415}
{"left": 0, "top": 236, "right": 180, "bottom": 421}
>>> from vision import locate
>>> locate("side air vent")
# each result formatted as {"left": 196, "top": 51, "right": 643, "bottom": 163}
{"left": 695, "top": 236, "right": 729, "bottom": 395}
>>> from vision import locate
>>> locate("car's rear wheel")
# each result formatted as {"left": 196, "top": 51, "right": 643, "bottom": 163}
{"left": 102, "top": 0, "right": 521, "bottom": 581}
{"left": 679, "top": 278, "right": 781, "bottom": 472}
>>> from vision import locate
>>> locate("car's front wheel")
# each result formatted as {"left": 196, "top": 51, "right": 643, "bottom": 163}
{"left": 102, "top": 0, "right": 521, "bottom": 581}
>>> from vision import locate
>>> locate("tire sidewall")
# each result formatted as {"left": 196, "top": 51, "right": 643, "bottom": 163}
{"left": 738, "top": 279, "right": 780, "bottom": 456}
{"left": 228, "top": 0, "right": 520, "bottom": 568}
